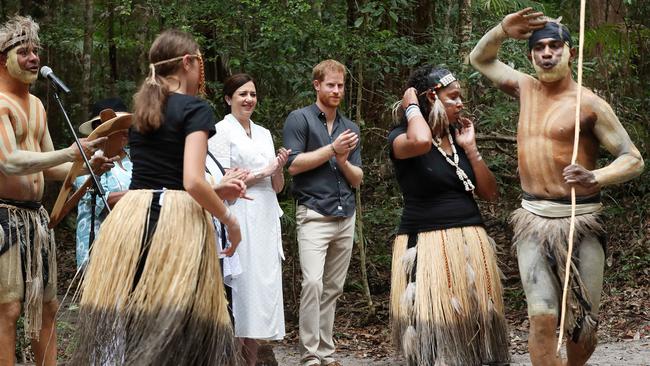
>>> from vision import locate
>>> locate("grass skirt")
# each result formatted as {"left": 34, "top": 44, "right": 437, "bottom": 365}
{"left": 0, "top": 203, "right": 56, "bottom": 340}
{"left": 390, "top": 226, "right": 509, "bottom": 366}
{"left": 70, "top": 190, "right": 238, "bottom": 365}
{"left": 511, "top": 208, "right": 603, "bottom": 345}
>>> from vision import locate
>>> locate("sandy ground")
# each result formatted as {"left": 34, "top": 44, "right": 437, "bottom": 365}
{"left": 13, "top": 337, "right": 650, "bottom": 365}
{"left": 272, "top": 340, "right": 650, "bottom": 365}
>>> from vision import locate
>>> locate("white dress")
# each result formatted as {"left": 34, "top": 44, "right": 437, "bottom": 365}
{"left": 208, "top": 114, "right": 285, "bottom": 340}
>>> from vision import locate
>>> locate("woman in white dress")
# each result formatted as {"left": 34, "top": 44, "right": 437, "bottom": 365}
{"left": 208, "top": 73, "right": 289, "bottom": 365}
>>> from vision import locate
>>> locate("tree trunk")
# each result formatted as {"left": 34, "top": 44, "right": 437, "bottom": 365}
{"left": 354, "top": 62, "right": 376, "bottom": 321}
{"left": 588, "top": 0, "right": 627, "bottom": 94}
{"left": 589, "top": 0, "right": 625, "bottom": 27}
{"left": 312, "top": 0, "right": 323, "bottom": 22}
{"left": 346, "top": 0, "right": 358, "bottom": 28}
{"left": 81, "top": 0, "right": 94, "bottom": 122}
{"left": 108, "top": 0, "right": 118, "bottom": 95}
{"left": 458, "top": 0, "right": 472, "bottom": 62}
{"left": 412, "top": 0, "right": 434, "bottom": 43}
{"left": 135, "top": 4, "right": 152, "bottom": 76}
{"left": 445, "top": 0, "right": 455, "bottom": 33}
{"left": 355, "top": 188, "right": 376, "bottom": 321}
{"left": 346, "top": 0, "right": 361, "bottom": 117}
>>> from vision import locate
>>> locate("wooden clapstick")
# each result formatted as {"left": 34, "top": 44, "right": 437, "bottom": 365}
{"left": 48, "top": 109, "right": 132, "bottom": 228}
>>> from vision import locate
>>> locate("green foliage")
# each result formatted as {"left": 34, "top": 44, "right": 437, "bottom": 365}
{"left": 478, "top": 0, "right": 544, "bottom": 15}
{"left": 14, "top": 317, "right": 29, "bottom": 361}
{"left": 0, "top": 0, "right": 646, "bottom": 331}
{"left": 503, "top": 287, "right": 527, "bottom": 310}
{"left": 605, "top": 245, "right": 650, "bottom": 285}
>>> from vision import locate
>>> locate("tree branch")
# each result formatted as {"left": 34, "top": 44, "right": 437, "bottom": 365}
{"left": 476, "top": 133, "right": 516, "bottom": 143}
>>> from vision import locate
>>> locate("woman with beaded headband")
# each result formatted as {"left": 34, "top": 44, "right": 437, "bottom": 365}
{"left": 71, "top": 30, "right": 241, "bottom": 365}
{"left": 387, "top": 65, "right": 509, "bottom": 365}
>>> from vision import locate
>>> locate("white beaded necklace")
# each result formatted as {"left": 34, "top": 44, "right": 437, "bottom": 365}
{"left": 433, "top": 129, "right": 475, "bottom": 192}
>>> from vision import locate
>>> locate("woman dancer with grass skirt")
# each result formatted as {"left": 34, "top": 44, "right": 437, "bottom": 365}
{"left": 388, "top": 65, "right": 509, "bottom": 366}
{"left": 71, "top": 30, "right": 241, "bottom": 365}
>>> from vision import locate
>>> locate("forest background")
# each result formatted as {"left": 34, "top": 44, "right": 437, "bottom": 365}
{"left": 5, "top": 0, "right": 649, "bottom": 361}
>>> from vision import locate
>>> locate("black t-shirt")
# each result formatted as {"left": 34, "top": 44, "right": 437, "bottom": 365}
{"left": 129, "top": 93, "right": 216, "bottom": 190}
{"left": 388, "top": 124, "right": 483, "bottom": 234}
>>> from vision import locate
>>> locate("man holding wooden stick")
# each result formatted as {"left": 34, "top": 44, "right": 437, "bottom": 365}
{"left": 470, "top": 8, "right": 644, "bottom": 366}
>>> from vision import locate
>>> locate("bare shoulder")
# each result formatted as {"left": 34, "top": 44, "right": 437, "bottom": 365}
{"left": 521, "top": 71, "right": 538, "bottom": 82}
{"left": 582, "top": 89, "right": 617, "bottom": 119}
{"left": 0, "top": 93, "right": 18, "bottom": 118}
{"left": 516, "top": 72, "right": 538, "bottom": 92}
{"left": 29, "top": 93, "right": 45, "bottom": 106}
{"left": 0, "top": 102, "right": 10, "bottom": 117}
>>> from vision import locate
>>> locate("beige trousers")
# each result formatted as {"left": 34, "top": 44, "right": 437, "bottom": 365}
{"left": 296, "top": 205, "right": 355, "bottom": 365}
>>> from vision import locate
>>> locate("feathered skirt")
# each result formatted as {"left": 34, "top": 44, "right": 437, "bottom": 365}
{"left": 390, "top": 226, "right": 509, "bottom": 366}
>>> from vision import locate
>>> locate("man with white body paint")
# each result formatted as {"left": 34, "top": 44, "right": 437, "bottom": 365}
{"left": 470, "top": 8, "right": 644, "bottom": 366}
{"left": 0, "top": 16, "right": 111, "bottom": 366}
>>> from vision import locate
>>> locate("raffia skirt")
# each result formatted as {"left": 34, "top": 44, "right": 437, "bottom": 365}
{"left": 70, "top": 190, "right": 238, "bottom": 366}
{"left": 0, "top": 201, "right": 56, "bottom": 340}
{"left": 510, "top": 208, "right": 604, "bottom": 345}
{"left": 390, "top": 226, "right": 509, "bottom": 366}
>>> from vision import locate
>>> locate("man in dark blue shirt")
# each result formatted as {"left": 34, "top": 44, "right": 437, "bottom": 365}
{"left": 283, "top": 59, "right": 363, "bottom": 366}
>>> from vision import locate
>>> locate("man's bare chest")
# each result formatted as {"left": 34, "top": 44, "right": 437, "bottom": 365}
{"left": 11, "top": 112, "right": 44, "bottom": 150}
{"left": 519, "top": 99, "right": 594, "bottom": 143}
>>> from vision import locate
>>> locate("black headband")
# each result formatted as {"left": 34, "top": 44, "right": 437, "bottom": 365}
{"left": 528, "top": 21, "right": 572, "bottom": 51}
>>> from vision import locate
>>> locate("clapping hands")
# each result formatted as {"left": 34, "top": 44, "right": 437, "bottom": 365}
{"left": 215, "top": 167, "right": 248, "bottom": 201}
{"left": 332, "top": 129, "right": 359, "bottom": 162}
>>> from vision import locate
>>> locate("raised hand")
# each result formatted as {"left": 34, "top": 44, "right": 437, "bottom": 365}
{"left": 401, "top": 87, "right": 419, "bottom": 110}
{"left": 502, "top": 7, "right": 547, "bottom": 39}
{"left": 274, "top": 147, "right": 291, "bottom": 174}
{"left": 454, "top": 116, "right": 477, "bottom": 151}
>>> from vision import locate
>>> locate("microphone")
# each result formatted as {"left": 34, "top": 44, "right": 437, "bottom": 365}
{"left": 40, "top": 66, "right": 71, "bottom": 94}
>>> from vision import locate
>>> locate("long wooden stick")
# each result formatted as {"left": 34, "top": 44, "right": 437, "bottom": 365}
{"left": 557, "top": 0, "right": 587, "bottom": 353}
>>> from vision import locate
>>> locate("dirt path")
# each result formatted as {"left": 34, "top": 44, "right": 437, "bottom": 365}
{"left": 272, "top": 340, "right": 650, "bottom": 365}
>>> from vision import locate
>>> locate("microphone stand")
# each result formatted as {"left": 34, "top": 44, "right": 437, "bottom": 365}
{"left": 50, "top": 88, "right": 111, "bottom": 213}
{"left": 88, "top": 186, "right": 97, "bottom": 249}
